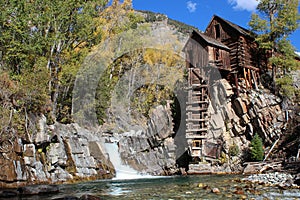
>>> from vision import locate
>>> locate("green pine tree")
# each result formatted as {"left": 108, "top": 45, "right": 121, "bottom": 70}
{"left": 250, "top": 133, "right": 264, "bottom": 161}
{"left": 249, "top": 0, "right": 300, "bottom": 97}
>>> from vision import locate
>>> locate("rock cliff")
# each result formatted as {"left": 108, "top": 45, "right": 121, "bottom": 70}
{"left": 110, "top": 104, "right": 177, "bottom": 175}
{"left": 188, "top": 77, "right": 288, "bottom": 174}
{"left": 0, "top": 119, "right": 115, "bottom": 188}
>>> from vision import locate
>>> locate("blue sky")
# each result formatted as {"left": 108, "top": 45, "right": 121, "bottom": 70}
{"left": 132, "top": 0, "right": 300, "bottom": 54}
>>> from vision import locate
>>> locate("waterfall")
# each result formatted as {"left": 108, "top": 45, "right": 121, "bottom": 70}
{"left": 104, "top": 142, "right": 152, "bottom": 180}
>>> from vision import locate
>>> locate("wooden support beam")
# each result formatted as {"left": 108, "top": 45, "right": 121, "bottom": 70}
{"left": 251, "top": 69, "right": 258, "bottom": 90}
{"left": 233, "top": 71, "right": 239, "bottom": 96}
{"left": 244, "top": 65, "right": 260, "bottom": 72}
{"left": 247, "top": 68, "right": 252, "bottom": 89}
{"left": 192, "top": 69, "right": 203, "bottom": 80}
{"left": 192, "top": 84, "right": 208, "bottom": 88}
{"left": 186, "top": 135, "right": 207, "bottom": 139}
{"left": 186, "top": 128, "right": 208, "bottom": 132}
{"left": 186, "top": 118, "right": 209, "bottom": 122}
{"left": 186, "top": 101, "right": 209, "bottom": 105}
{"left": 243, "top": 67, "right": 249, "bottom": 89}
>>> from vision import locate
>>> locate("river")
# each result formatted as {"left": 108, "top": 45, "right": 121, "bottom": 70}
{"left": 15, "top": 174, "right": 300, "bottom": 200}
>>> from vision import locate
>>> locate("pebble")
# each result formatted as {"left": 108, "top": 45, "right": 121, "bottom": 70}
{"left": 242, "top": 172, "right": 295, "bottom": 187}
{"left": 234, "top": 188, "right": 244, "bottom": 195}
{"left": 211, "top": 188, "right": 220, "bottom": 194}
{"left": 198, "top": 183, "right": 204, "bottom": 188}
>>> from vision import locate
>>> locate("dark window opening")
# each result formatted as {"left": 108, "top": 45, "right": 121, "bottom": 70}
{"left": 193, "top": 140, "right": 202, "bottom": 148}
{"left": 215, "top": 24, "right": 220, "bottom": 39}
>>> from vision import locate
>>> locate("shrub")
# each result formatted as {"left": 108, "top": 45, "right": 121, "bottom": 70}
{"left": 229, "top": 144, "right": 240, "bottom": 157}
{"left": 250, "top": 133, "right": 264, "bottom": 161}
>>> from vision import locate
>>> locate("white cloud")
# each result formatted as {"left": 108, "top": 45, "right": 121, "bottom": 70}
{"left": 228, "top": 0, "right": 259, "bottom": 12}
{"left": 187, "top": 1, "right": 197, "bottom": 13}
{"left": 296, "top": 52, "right": 300, "bottom": 57}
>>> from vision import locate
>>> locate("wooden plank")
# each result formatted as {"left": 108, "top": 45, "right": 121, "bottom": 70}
{"left": 243, "top": 67, "right": 249, "bottom": 89}
{"left": 186, "top": 101, "right": 209, "bottom": 105}
{"left": 186, "top": 107, "right": 208, "bottom": 112}
{"left": 186, "top": 128, "right": 208, "bottom": 132}
{"left": 186, "top": 135, "right": 207, "bottom": 139}
{"left": 192, "top": 84, "right": 208, "bottom": 88}
{"left": 244, "top": 65, "right": 260, "bottom": 71}
{"left": 247, "top": 68, "right": 252, "bottom": 89}
{"left": 251, "top": 69, "right": 258, "bottom": 90}
{"left": 186, "top": 118, "right": 209, "bottom": 122}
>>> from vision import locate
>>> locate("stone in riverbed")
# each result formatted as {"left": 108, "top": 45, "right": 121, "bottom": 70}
{"left": 79, "top": 194, "right": 101, "bottom": 200}
{"left": 0, "top": 190, "right": 18, "bottom": 198}
{"left": 233, "top": 187, "right": 244, "bottom": 195}
{"left": 17, "top": 184, "right": 59, "bottom": 195}
{"left": 211, "top": 187, "right": 220, "bottom": 193}
{"left": 53, "top": 196, "right": 79, "bottom": 200}
{"left": 53, "top": 194, "right": 101, "bottom": 200}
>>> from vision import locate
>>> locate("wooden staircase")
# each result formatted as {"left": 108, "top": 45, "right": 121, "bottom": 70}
{"left": 186, "top": 67, "right": 210, "bottom": 161}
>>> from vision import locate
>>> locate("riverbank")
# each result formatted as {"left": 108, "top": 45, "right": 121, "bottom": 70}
{"left": 1, "top": 174, "right": 300, "bottom": 200}
{"left": 242, "top": 172, "right": 300, "bottom": 188}
{"left": 1, "top": 170, "right": 299, "bottom": 199}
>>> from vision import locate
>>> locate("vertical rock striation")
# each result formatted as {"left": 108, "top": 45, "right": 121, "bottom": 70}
{"left": 110, "top": 104, "right": 178, "bottom": 175}
{"left": 0, "top": 118, "right": 115, "bottom": 188}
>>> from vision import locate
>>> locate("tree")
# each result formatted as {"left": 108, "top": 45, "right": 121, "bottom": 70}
{"left": 249, "top": 0, "right": 300, "bottom": 96}
{"left": 250, "top": 133, "right": 264, "bottom": 161}
{"left": 0, "top": 0, "right": 108, "bottom": 121}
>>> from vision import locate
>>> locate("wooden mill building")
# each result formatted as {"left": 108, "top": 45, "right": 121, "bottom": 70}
{"left": 183, "top": 15, "right": 264, "bottom": 162}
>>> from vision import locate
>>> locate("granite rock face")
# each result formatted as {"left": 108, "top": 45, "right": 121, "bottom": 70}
{"left": 201, "top": 78, "right": 287, "bottom": 172}
{"left": 0, "top": 119, "right": 115, "bottom": 188}
{"left": 105, "top": 104, "right": 178, "bottom": 176}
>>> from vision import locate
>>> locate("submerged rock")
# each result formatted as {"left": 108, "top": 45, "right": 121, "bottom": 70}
{"left": 211, "top": 187, "right": 220, "bottom": 193}
{"left": 17, "top": 184, "right": 59, "bottom": 195}
{"left": 0, "top": 190, "right": 18, "bottom": 198}
{"left": 53, "top": 194, "right": 101, "bottom": 200}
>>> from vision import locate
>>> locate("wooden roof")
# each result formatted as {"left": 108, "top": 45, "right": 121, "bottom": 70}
{"left": 206, "top": 15, "right": 253, "bottom": 38}
{"left": 191, "top": 30, "right": 230, "bottom": 51}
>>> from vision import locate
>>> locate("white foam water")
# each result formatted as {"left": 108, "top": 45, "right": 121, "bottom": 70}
{"left": 104, "top": 142, "right": 153, "bottom": 180}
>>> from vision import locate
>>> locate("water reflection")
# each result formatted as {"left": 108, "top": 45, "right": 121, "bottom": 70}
{"left": 9, "top": 175, "right": 300, "bottom": 200}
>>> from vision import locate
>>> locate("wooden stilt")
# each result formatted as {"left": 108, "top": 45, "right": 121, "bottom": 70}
{"left": 251, "top": 70, "right": 258, "bottom": 90}
{"left": 247, "top": 68, "right": 251, "bottom": 89}
{"left": 243, "top": 67, "right": 248, "bottom": 89}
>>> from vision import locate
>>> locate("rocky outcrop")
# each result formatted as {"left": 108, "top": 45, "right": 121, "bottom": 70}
{"left": 0, "top": 118, "right": 115, "bottom": 188}
{"left": 105, "top": 103, "right": 178, "bottom": 175}
{"left": 208, "top": 78, "right": 285, "bottom": 150}
{"left": 187, "top": 78, "right": 288, "bottom": 173}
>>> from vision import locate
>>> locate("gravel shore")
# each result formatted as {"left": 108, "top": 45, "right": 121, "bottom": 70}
{"left": 242, "top": 172, "right": 299, "bottom": 188}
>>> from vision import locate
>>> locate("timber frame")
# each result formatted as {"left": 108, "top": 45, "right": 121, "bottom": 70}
{"left": 183, "top": 15, "right": 266, "bottom": 162}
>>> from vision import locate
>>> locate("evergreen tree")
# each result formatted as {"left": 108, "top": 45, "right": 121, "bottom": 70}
{"left": 250, "top": 133, "right": 264, "bottom": 161}
{"left": 249, "top": 0, "right": 300, "bottom": 97}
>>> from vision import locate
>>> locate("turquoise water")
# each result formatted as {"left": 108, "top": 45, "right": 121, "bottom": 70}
{"left": 18, "top": 175, "right": 300, "bottom": 200}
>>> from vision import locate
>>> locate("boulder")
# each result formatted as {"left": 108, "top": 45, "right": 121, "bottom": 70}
{"left": 23, "top": 144, "right": 35, "bottom": 157}
{"left": 17, "top": 184, "right": 59, "bottom": 195}
{"left": 34, "top": 114, "right": 51, "bottom": 144}
{"left": 0, "top": 190, "right": 18, "bottom": 198}
{"left": 0, "top": 159, "right": 17, "bottom": 182}
{"left": 233, "top": 98, "right": 247, "bottom": 116}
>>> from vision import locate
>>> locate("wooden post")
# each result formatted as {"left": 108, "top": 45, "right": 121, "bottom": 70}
{"left": 296, "top": 147, "right": 300, "bottom": 161}
{"left": 233, "top": 71, "right": 239, "bottom": 96}
{"left": 243, "top": 67, "right": 248, "bottom": 89}
{"left": 263, "top": 138, "right": 280, "bottom": 162}
{"left": 251, "top": 70, "right": 258, "bottom": 90}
